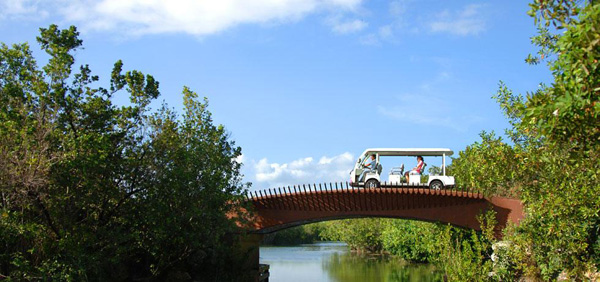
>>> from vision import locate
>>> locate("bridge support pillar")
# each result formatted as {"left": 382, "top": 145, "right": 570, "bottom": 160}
{"left": 239, "top": 233, "right": 264, "bottom": 281}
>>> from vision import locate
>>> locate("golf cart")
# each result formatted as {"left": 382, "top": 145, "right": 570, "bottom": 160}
{"left": 349, "top": 148, "right": 455, "bottom": 189}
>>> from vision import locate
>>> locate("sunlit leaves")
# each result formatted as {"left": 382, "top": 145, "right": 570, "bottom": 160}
{"left": 450, "top": 131, "right": 523, "bottom": 197}
{"left": 450, "top": 1, "right": 599, "bottom": 279}
{"left": 1, "top": 24, "right": 247, "bottom": 280}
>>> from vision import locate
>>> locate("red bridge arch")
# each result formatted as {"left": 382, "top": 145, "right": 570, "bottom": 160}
{"left": 244, "top": 183, "right": 524, "bottom": 235}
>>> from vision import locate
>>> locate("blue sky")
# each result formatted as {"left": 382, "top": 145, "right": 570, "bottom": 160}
{"left": 1, "top": 0, "right": 552, "bottom": 189}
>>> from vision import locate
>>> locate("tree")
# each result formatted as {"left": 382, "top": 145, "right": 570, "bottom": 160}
{"left": 0, "top": 24, "right": 247, "bottom": 280}
{"left": 452, "top": 1, "right": 599, "bottom": 280}
{"left": 449, "top": 130, "right": 523, "bottom": 197}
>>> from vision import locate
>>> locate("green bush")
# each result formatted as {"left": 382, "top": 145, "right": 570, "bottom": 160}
{"left": 262, "top": 224, "right": 324, "bottom": 246}
{"left": 0, "top": 25, "right": 247, "bottom": 280}
{"left": 448, "top": 130, "right": 524, "bottom": 198}
{"left": 381, "top": 220, "right": 440, "bottom": 263}
{"left": 320, "top": 218, "right": 385, "bottom": 253}
{"left": 432, "top": 210, "right": 497, "bottom": 282}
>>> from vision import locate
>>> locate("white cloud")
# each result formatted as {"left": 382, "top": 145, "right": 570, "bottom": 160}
{"left": 326, "top": 15, "right": 367, "bottom": 34}
{"left": 0, "top": 0, "right": 49, "bottom": 20}
{"left": 253, "top": 152, "right": 354, "bottom": 188}
{"left": 234, "top": 154, "right": 245, "bottom": 164}
{"left": 429, "top": 4, "right": 486, "bottom": 36}
{"left": 3, "top": 0, "right": 364, "bottom": 36}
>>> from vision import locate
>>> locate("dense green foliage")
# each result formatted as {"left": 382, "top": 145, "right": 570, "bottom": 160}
{"left": 0, "top": 25, "right": 248, "bottom": 280}
{"left": 501, "top": 2, "right": 599, "bottom": 280}
{"left": 449, "top": 131, "right": 522, "bottom": 198}
{"left": 433, "top": 210, "right": 499, "bottom": 281}
{"left": 261, "top": 224, "right": 324, "bottom": 246}
{"left": 449, "top": 0, "right": 600, "bottom": 280}
{"left": 319, "top": 218, "right": 466, "bottom": 265}
{"left": 320, "top": 218, "right": 386, "bottom": 253}
{"left": 381, "top": 220, "right": 441, "bottom": 263}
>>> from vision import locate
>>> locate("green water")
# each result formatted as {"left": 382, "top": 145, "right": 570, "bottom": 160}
{"left": 260, "top": 242, "right": 441, "bottom": 282}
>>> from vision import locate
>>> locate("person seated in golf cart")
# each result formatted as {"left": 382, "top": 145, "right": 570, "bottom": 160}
{"left": 360, "top": 154, "right": 377, "bottom": 182}
{"left": 404, "top": 156, "right": 425, "bottom": 182}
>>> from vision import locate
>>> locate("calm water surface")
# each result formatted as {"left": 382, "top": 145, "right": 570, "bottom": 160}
{"left": 260, "top": 242, "right": 441, "bottom": 282}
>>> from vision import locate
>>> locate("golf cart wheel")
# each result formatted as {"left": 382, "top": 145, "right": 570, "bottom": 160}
{"left": 365, "top": 179, "right": 380, "bottom": 189}
{"left": 430, "top": 180, "right": 444, "bottom": 190}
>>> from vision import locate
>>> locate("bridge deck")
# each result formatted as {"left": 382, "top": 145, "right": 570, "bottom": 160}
{"left": 243, "top": 182, "right": 523, "bottom": 236}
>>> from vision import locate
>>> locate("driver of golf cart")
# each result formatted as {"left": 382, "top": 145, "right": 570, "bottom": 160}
{"left": 360, "top": 154, "right": 377, "bottom": 182}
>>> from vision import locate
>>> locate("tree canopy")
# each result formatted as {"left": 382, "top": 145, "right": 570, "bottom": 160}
{"left": 0, "top": 24, "right": 247, "bottom": 280}
{"left": 449, "top": 0, "right": 599, "bottom": 280}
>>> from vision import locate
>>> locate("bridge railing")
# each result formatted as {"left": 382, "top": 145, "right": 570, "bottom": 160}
{"left": 244, "top": 181, "right": 483, "bottom": 201}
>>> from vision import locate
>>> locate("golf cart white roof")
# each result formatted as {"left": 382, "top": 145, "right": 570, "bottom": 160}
{"left": 360, "top": 148, "right": 454, "bottom": 157}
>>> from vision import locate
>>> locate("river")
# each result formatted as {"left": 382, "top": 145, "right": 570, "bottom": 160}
{"left": 260, "top": 242, "right": 441, "bottom": 282}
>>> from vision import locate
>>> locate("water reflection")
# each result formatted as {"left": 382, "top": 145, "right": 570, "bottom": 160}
{"left": 260, "top": 242, "right": 441, "bottom": 282}
{"left": 324, "top": 252, "right": 440, "bottom": 282}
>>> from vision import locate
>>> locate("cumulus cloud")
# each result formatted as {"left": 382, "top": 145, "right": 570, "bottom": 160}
{"left": 253, "top": 152, "right": 355, "bottom": 188}
{"left": 429, "top": 4, "right": 486, "bottom": 36}
{"left": 3, "top": 0, "right": 364, "bottom": 36}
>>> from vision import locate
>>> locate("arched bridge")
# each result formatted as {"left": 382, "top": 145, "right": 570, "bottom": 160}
{"left": 244, "top": 182, "right": 524, "bottom": 235}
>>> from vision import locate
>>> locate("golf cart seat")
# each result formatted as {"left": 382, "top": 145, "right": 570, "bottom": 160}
{"left": 390, "top": 164, "right": 404, "bottom": 175}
